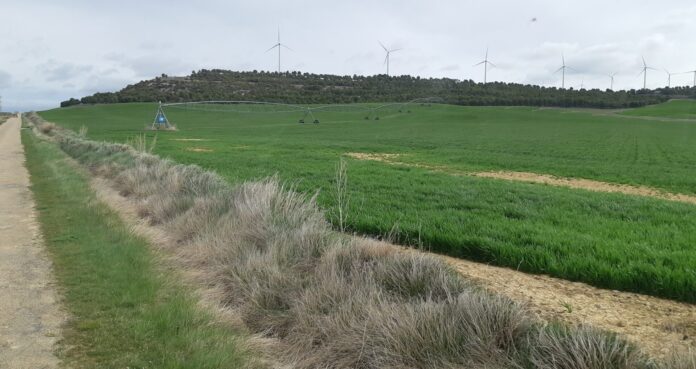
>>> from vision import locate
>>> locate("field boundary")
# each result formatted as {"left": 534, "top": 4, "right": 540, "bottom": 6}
{"left": 345, "top": 152, "right": 696, "bottom": 205}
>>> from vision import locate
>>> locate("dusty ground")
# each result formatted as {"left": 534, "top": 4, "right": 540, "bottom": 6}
{"left": 439, "top": 251, "right": 695, "bottom": 357}
{"left": 0, "top": 115, "right": 63, "bottom": 369}
{"left": 346, "top": 152, "right": 696, "bottom": 205}
{"left": 473, "top": 170, "right": 696, "bottom": 205}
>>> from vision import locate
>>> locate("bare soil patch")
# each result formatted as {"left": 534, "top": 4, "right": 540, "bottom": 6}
{"left": 434, "top": 250, "right": 695, "bottom": 358}
{"left": 473, "top": 170, "right": 696, "bottom": 205}
{"left": 186, "top": 147, "right": 214, "bottom": 153}
{"left": 0, "top": 115, "right": 64, "bottom": 369}
{"left": 347, "top": 152, "right": 696, "bottom": 205}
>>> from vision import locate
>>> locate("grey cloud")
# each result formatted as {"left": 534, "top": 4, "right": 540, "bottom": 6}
{"left": 2, "top": 0, "right": 696, "bottom": 111}
{"left": 106, "top": 53, "right": 193, "bottom": 79}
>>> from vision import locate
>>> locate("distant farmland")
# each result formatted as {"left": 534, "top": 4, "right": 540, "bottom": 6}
{"left": 40, "top": 100, "right": 696, "bottom": 302}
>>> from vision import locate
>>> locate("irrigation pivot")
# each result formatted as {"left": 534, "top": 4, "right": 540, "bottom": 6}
{"left": 150, "top": 101, "right": 174, "bottom": 130}
{"left": 161, "top": 98, "right": 443, "bottom": 125}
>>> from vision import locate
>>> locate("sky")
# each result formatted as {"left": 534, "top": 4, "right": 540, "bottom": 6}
{"left": 1, "top": 0, "right": 696, "bottom": 112}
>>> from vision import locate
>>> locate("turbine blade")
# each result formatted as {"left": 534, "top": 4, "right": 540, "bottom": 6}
{"left": 488, "top": 61, "right": 497, "bottom": 68}
{"left": 266, "top": 44, "right": 279, "bottom": 52}
{"left": 390, "top": 48, "right": 402, "bottom": 52}
{"left": 379, "top": 41, "right": 388, "bottom": 51}
{"left": 281, "top": 44, "right": 293, "bottom": 51}
{"left": 554, "top": 66, "right": 564, "bottom": 74}
{"left": 642, "top": 56, "right": 647, "bottom": 67}
{"left": 474, "top": 61, "right": 485, "bottom": 66}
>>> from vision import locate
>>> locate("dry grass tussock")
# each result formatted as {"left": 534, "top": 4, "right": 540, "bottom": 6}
{"left": 25, "top": 112, "right": 696, "bottom": 369}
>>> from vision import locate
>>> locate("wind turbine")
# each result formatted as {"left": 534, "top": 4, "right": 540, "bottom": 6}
{"left": 638, "top": 56, "right": 655, "bottom": 89}
{"left": 266, "top": 27, "right": 292, "bottom": 73}
{"left": 607, "top": 72, "right": 618, "bottom": 91}
{"left": 684, "top": 69, "right": 696, "bottom": 87}
{"left": 379, "top": 41, "right": 401, "bottom": 76}
{"left": 664, "top": 69, "right": 677, "bottom": 87}
{"left": 554, "top": 54, "right": 574, "bottom": 89}
{"left": 474, "top": 48, "right": 496, "bottom": 84}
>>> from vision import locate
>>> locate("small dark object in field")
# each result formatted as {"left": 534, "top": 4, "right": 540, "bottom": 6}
{"left": 364, "top": 116, "right": 369, "bottom": 120}
{"left": 374, "top": 116, "right": 380, "bottom": 120}
{"left": 313, "top": 119, "right": 319, "bottom": 124}
{"left": 299, "top": 119, "right": 305, "bottom": 124}
{"left": 407, "top": 110, "right": 411, "bottom": 113}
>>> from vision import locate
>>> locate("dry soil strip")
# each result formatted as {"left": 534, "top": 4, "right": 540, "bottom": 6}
{"left": 436, "top": 250, "right": 695, "bottom": 358}
{"left": 473, "top": 171, "right": 696, "bottom": 205}
{"left": 346, "top": 152, "right": 696, "bottom": 205}
{"left": 0, "top": 115, "right": 63, "bottom": 369}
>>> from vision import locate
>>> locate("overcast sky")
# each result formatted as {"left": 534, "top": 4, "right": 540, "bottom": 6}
{"left": 1, "top": 0, "right": 696, "bottom": 112}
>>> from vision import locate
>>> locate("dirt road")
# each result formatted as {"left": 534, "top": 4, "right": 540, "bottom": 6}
{"left": 0, "top": 115, "right": 63, "bottom": 369}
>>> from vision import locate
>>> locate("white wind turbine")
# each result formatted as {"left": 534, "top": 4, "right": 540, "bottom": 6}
{"left": 638, "top": 56, "right": 656, "bottom": 89}
{"left": 664, "top": 69, "right": 677, "bottom": 87}
{"left": 554, "top": 54, "right": 575, "bottom": 89}
{"left": 379, "top": 41, "right": 402, "bottom": 76}
{"left": 607, "top": 72, "right": 618, "bottom": 91}
{"left": 266, "top": 27, "right": 292, "bottom": 73}
{"left": 474, "top": 48, "right": 496, "bottom": 84}
{"left": 684, "top": 69, "right": 696, "bottom": 87}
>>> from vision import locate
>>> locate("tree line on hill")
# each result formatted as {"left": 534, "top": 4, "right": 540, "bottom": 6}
{"left": 61, "top": 69, "right": 696, "bottom": 109}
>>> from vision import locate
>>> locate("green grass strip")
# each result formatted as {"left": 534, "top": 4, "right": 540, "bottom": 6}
{"left": 22, "top": 129, "right": 252, "bottom": 368}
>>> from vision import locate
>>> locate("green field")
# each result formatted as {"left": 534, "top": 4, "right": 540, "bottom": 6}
{"left": 40, "top": 101, "right": 696, "bottom": 303}
{"left": 622, "top": 99, "right": 696, "bottom": 119}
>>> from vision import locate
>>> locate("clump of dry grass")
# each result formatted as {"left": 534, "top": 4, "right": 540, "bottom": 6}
{"left": 39, "top": 121, "right": 56, "bottom": 134}
{"left": 530, "top": 324, "right": 648, "bottom": 369}
{"left": 33, "top": 113, "right": 690, "bottom": 369}
{"left": 658, "top": 350, "right": 696, "bottom": 369}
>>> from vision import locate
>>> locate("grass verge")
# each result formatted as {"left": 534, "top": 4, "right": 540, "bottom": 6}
{"left": 22, "top": 128, "right": 254, "bottom": 368}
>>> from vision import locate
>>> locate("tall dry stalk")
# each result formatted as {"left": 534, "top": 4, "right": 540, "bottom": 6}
{"left": 334, "top": 157, "right": 350, "bottom": 233}
{"left": 128, "top": 133, "right": 157, "bottom": 153}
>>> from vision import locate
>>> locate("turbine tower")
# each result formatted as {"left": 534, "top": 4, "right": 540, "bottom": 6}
{"left": 379, "top": 41, "right": 401, "bottom": 76}
{"left": 554, "top": 54, "right": 574, "bottom": 89}
{"left": 607, "top": 72, "right": 618, "bottom": 91}
{"left": 685, "top": 69, "right": 696, "bottom": 87}
{"left": 474, "top": 48, "right": 496, "bottom": 84}
{"left": 638, "top": 56, "right": 655, "bottom": 89}
{"left": 664, "top": 69, "right": 676, "bottom": 87}
{"left": 266, "top": 27, "right": 292, "bottom": 73}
